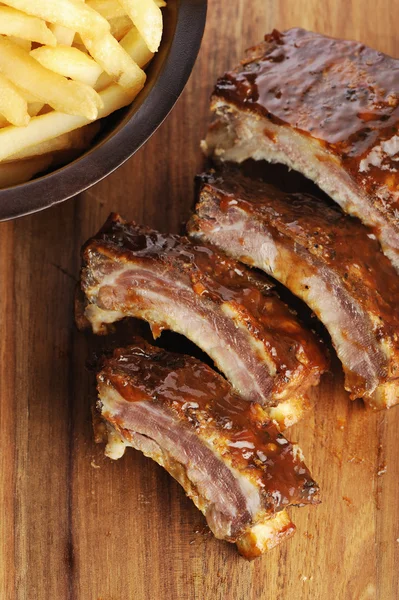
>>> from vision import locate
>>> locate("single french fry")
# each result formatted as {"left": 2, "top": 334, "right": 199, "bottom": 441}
{"left": 154, "top": 0, "right": 166, "bottom": 6}
{"left": 0, "top": 84, "right": 138, "bottom": 162}
{"left": 7, "top": 121, "right": 101, "bottom": 160}
{"left": 0, "top": 36, "right": 103, "bottom": 119}
{"left": 95, "top": 25, "right": 153, "bottom": 91}
{"left": 0, "top": 154, "right": 52, "bottom": 188}
{"left": 0, "top": 6, "right": 56, "bottom": 45}
{"left": 0, "top": 72, "right": 29, "bottom": 126}
{"left": 82, "top": 31, "right": 145, "bottom": 90}
{"left": 120, "top": 26, "right": 153, "bottom": 67}
{"left": 31, "top": 45, "right": 103, "bottom": 87}
{"left": 1, "top": 0, "right": 110, "bottom": 39}
{"left": 116, "top": 0, "right": 162, "bottom": 52}
{"left": 49, "top": 23, "right": 75, "bottom": 46}
{"left": 87, "top": 0, "right": 126, "bottom": 20}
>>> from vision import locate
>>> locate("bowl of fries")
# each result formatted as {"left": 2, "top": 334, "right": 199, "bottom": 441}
{"left": 0, "top": 0, "right": 207, "bottom": 220}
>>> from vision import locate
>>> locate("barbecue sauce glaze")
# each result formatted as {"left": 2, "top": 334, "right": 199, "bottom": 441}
{"left": 89, "top": 214, "right": 327, "bottom": 392}
{"left": 99, "top": 340, "right": 319, "bottom": 510}
{"left": 214, "top": 28, "right": 399, "bottom": 212}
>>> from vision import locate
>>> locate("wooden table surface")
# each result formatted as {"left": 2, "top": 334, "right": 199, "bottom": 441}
{"left": 2, "top": 1, "right": 399, "bottom": 598}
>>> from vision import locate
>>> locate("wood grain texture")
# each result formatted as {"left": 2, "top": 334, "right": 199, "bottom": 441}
{"left": 1, "top": 1, "right": 399, "bottom": 598}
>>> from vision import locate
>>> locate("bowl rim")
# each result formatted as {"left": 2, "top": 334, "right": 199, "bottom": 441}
{"left": 0, "top": 0, "right": 207, "bottom": 221}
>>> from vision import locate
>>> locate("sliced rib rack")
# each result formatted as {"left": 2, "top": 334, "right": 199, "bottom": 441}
{"left": 96, "top": 338, "right": 319, "bottom": 559}
{"left": 188, "top": 169, "right": 399, "bottom": 409}
{"left": 77, "top": 214, "right": 327, "bottom": 428}
{"left": 202, "top": 28, "right": 399, "bottom": 271}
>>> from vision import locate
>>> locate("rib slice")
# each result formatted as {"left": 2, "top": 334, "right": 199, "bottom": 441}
{"left": 77, "top": 213, "right": 327, "bottom": 427}
{"left": 202, "top": 28, "right": 399, "bottom": 271}
{"left": 188, "top": 169, "right": 399, "bottom": 409}
{"left": 95, "top": 338, "right": 319, "bottom": 559}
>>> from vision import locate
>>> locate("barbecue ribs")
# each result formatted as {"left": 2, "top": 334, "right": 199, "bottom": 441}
{"left": 202, "top": 28, "right": 399, "bottom": 271}
{"left": 188, "top": 169, "right": 399, "bottom": 409}
{"left": 77, "top": 214, "right": 327, "bottom": 427}
{"left": 95, "top": 338, "right": 319, "bottom": 559}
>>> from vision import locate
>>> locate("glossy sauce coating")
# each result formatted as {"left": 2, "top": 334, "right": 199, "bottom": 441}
{"left": 92, "top": 212, "right": 275, "bottom": 304}
{"left": 100, "top": 339, "right": 319, "bottom": 507}
{"left": 194, "top": 169, "right": 399, "bottom": 377}
{"left": 88, "top": 214, "right": 328, "bottom": 379}
{"left": 214, "top": 28, "right": 399, "bottom": 206}
{"left": 196, "top": 170, "right": 399, "bottom": 347}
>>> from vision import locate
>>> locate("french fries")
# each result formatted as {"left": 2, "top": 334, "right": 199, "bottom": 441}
{"left": 0, "top": 0, "right": 166, "bottom": 188}
{"left": 49, "top": 23, "right": 75, "bottom": 46}
{"left": 7, "top": 121, "right": 101, "bottom": 161}
{"left": 120, "top": 26, "right": 154, "bottom": 68}
{"left": 117, "top": 0, "right": 163, "bottom": 52}
{"left": 87, "top": 0, "right": 126, "bottom": 21}
{"left": 0, "top": 73, "right": 29, "bottom": 127}
{"left": 0, "top": 37, "right": 103, "bottom": 119}
{"left": 82, "top": 32, "right": 146, "bottom": 91}
{"left": 0, "top": 7, "right": 57, "bottom": 45}
{"left": 30, "top": 46, "right": 103, "bottom": 87}
{"left": 0, "top": 84, "right": 138, "bottom": 162}
{"left": 95, "top": 25, "right": 154, "bottom": 91}
{"left": 2, "top": 0, "right": 110, "bottom": 39}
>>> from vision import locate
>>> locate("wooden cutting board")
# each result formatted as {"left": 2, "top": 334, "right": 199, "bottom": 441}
{"left": 1, "top": 1, "right": 399, "bottom": 598}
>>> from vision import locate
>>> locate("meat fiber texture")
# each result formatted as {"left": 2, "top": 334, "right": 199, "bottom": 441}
{"left": 188, "top": 169, "right": 399, "bottom": 409}
{"left": 77, "top": 213, "right": 328, "bottom": 428}
{"left": 95, "top": 338, "right": 319, "bottom": 559}
{"left": 203, "top": 28, "right": 399, "bottom": 273}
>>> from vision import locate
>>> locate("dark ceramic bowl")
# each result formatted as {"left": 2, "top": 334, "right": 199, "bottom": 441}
{"left": 0, "top": 0, "right": 207, "bottom": 221}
